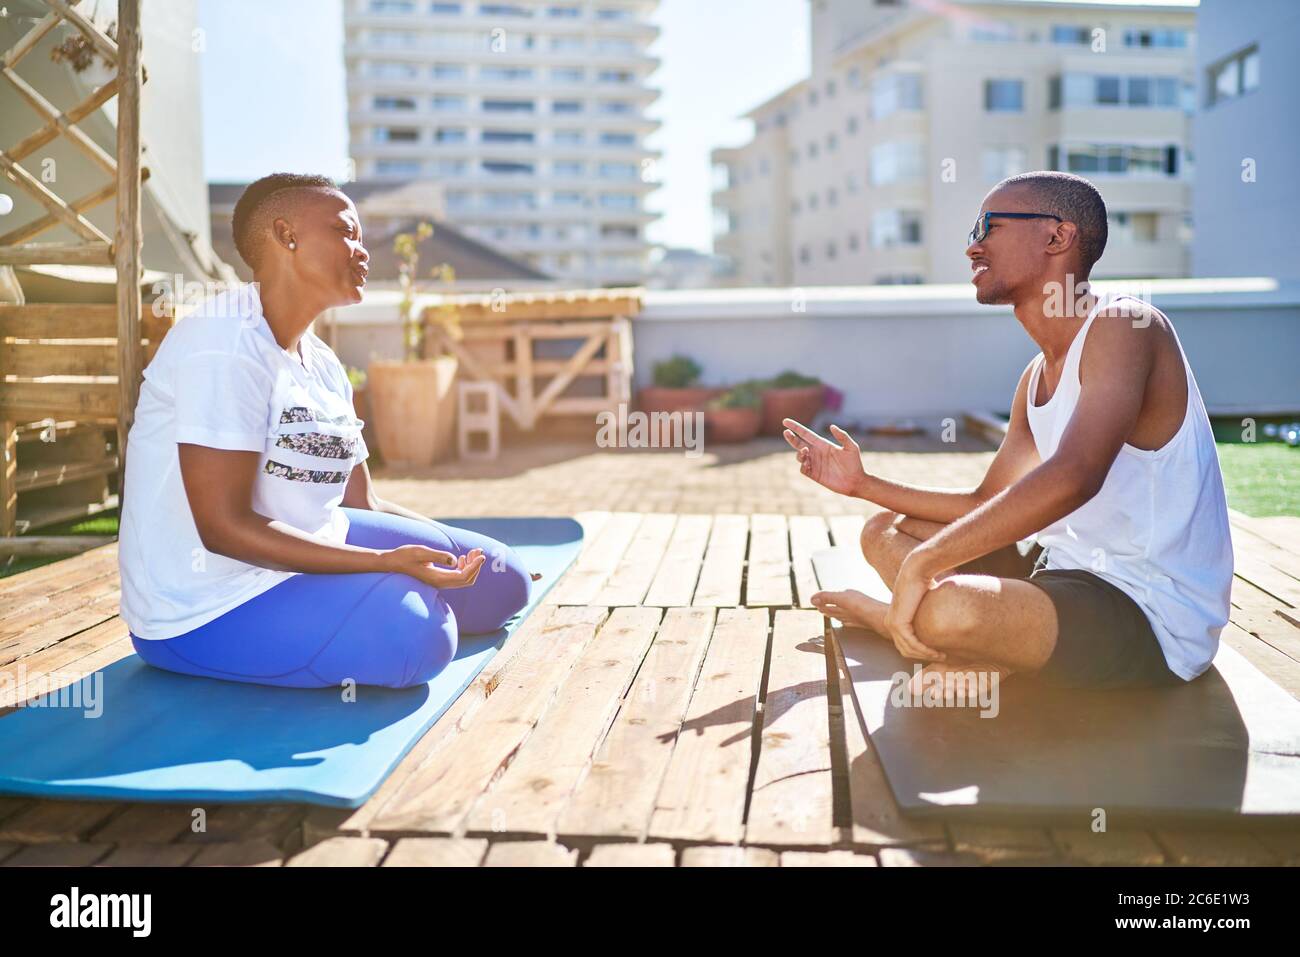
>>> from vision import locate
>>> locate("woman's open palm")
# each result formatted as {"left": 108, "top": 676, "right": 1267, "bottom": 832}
{"left": 782, "top": 419, "right": 866, "bottom": 497}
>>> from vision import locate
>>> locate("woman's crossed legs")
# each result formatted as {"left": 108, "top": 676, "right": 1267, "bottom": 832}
{"left": 131, "top": 507, "right": 532, "bottom": 690}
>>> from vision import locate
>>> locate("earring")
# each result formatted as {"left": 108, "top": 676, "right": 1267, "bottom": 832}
{"left": 288, "top": 241, "right": 296, "bottom": 250}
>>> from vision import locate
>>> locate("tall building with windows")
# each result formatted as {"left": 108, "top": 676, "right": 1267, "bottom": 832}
{"left": 712, "top": 0, "right": 1197, "bottom": 287}
{"left": 344, "top": 0, "right": 661, "bottom": 286}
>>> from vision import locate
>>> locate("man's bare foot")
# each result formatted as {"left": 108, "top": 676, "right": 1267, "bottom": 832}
{"left": 907, "top": 660, "right": 1013, "bottom": 702}
{"left": 811, "top": 589, "right": 888, "bottom": 633}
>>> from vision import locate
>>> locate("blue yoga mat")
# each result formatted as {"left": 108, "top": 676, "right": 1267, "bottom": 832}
{"left": 0, "top": 517, "right": 582, "bottom": 808}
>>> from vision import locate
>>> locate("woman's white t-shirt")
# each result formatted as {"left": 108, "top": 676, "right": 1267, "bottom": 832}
{"left": 119, "top": 283, "right": 369, "bottom": 640}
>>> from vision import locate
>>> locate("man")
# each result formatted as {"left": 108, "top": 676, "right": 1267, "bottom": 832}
{"left": 784, "top": 171, "right": 1233, "bottom": 690}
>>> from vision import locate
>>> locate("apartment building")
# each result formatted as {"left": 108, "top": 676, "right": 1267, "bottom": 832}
{"left": 343, "top": 0, "right": 661, "bottom": 286}
{"left": 713, "top": 0, "right": 1197, "bottom": 287}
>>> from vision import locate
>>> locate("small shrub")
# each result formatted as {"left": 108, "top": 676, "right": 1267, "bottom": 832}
{"left": 710, "top": 380, "right": 764, "bottom": 410}
{"left": 652, "top": 355, "right": 702, "bottom": 389}
{"left": 767, "top": 370, "right": 822, "bottom": 389}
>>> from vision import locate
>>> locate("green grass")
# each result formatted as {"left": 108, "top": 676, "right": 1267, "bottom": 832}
{"left": 0, "top": 509, "right": 119, "bottom": 580}
{"left": 1216, "top": 443, "right": 1300, "bottom": 518}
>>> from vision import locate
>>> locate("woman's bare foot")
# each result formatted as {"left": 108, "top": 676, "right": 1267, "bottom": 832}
{"left": 810, "top": 589, "right": 888, "bottom": 633}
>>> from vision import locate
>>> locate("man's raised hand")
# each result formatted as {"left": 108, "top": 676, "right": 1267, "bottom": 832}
{"left": 782, "top": 418, "right": 866, "bottom": 498}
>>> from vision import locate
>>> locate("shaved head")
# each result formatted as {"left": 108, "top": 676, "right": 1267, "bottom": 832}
{"left": 990, "top": 171, "right": 1109, "bottom": 276}
{"left": 232, "top": 172, "right": 341, "bottom": 269}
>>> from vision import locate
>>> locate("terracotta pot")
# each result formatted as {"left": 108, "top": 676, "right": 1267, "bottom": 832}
{"left": 760, "top": 384, "right": 826, "bottom": 436}
{"left": 705, "top": 406, "right": 762, "bottom": 444}
{"left": 637, "top": 385, "right": 726, "bottom": 414}
{"left": 365, "top": 357, "right": 459, "bottom": 467}
{"left": 351, "top": 386, "right": 380, "bottom": 463}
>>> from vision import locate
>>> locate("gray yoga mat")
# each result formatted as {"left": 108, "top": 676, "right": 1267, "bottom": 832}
{"left": 813, "top": 545, "right": 1300, "bottom": 823}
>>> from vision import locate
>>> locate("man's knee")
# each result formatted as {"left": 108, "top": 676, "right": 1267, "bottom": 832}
{"left": 860, "top": 510, "right": 900, "bottom": 562}
{"left": 914, "top": 578, "right": 980, "bottom": 648}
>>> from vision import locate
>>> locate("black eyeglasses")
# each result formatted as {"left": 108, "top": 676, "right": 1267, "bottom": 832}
{"left": 968, "top": 211, "right": 1063, "bottom": 245}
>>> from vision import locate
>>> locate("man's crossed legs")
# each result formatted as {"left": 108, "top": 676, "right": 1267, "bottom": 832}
{"left": 811, "top": 510, "right": 1060, "bottom": 691}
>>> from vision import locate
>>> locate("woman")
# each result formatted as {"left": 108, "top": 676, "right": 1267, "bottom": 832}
{"left": 118, "top": 173, "right": 532, "bottom": 690}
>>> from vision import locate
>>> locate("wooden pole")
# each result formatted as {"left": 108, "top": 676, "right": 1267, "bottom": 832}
{"left": 114, "top": 0, "right": 143, "bottom": 502}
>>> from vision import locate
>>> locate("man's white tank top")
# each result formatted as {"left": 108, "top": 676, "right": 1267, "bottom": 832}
{"left": 1025, "top": 294, "right": 1233, "bottom": 681}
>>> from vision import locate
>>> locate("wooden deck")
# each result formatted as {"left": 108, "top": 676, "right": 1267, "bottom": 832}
{"left": 2, "top": 445, "right": 1300, "bottom": 865}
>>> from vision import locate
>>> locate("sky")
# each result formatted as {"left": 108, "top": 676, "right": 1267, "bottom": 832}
{"left": 197, "top": 0, "right": 809, "bottom": 253}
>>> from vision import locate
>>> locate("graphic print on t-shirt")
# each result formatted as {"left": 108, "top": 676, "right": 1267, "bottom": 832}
{"left": 266, "top": 405, "right": 363, "bottom": 483}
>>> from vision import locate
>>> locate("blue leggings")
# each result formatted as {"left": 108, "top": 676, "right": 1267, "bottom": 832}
{"left": 130, "top": 508, "right": 532, "bottom": 690}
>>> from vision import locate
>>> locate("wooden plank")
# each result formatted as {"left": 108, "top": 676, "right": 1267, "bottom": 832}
{"left": 286, "top": 837, "right": 388, "bottom": 867}
{"left": 189, "top": 840, "right": 283, "bottom": 867}
{"left": 0, "top": 241, "right": 114, "bottom": 267}
{"left": 648, "top": 607, "right": 768, "bottom": 844}
{"left": 1232, "top": 535, "right": 1300, "bottom": 609}
{"left": 591, "top": 512, "right": 675, "bottom": 606}
{"left": 0, "top": 800, "right": 123, "bottom": 843}
{"left": 543, "top": 512, "right": 643, "bottom": 605}
{"left": 98, "top": 845, "right": 201, "bottom": 867}
{"left": 0, "top": 9, "right": 63, "bottom": 72}
{"left": 0, "top": 381, "right": 119, "bottom": 420}
{"left": 464, "top": 606, "right": 661, "bottom": 838}
{"left": 0, "top": 302, "right": 166, "bottom": 338}
{"left": 745, "top": 609, "right": 836, "bottom": 847}
{"left": 1049, "top": 828, "right": 1166, "bottom": 865}
{"left": 827, "top": 514, "right": 867, "bottom": 549}
{"left": 0, "top": 419, "right": 13, "bottom": 538}
{"left": 948, "top": 823, "right": 1058, "bottom": 863}
{"left": 180, "top": 806, "right": 304, "bottom": 847}
{"left": 691, "top": 514, "right": 748, "bottom": 607}
{"left": 46, "top": 0, "right": 121, "bottom": 66}
{"left": 382, "top": 837, "right": 487, "bottom": 867}
{"left": 878, "top": 847, "right": 983, "bottom": 867}
{"left": 780, "top": 850, "right": 877, "bottom": 867}
{"left": 557, "top": 607, "right": 715, "bottom": 840}
{"left": 789, "top": 515, "right": 831, "bottom": 608}
{"left": 1230, "top": 576, "right": 1300, "bottom": 664}
{"left": 368, "top": 606, "right": 609, "bottom": 835}
{"left": 1, "top": 64, "right": 116, "bottom": 174}
{"left": 303, "top": 605, "right": 565, "bottom": 840}
{"left": 1220, "top": 622, "right": 1300, "bottom": 699}
{"left": 0, "top": 153, "right": 109, "bottom": 242}
{"left": 583, "top": 843, "right": 675, "bottom": 867}
{"left": 2, "top": 843, "right": 113, "bottom": 866}
{"left": 483, "top": 841, "right": 577, "bottom": 867}
{"left": 832, "top": 628, "right": 946, "bottom": 849}
{"left": 1231, "top": 514, "right": 1300, "bottom": 579}
{"left": 680, "top": 845, "right": 778, "bottom": 867}
{"left": 1155, "top": 830, "right": 1280, "bottom": 866}
{"left": 745, "top": 513, "right": 793, "bottom": 608}
{"left": 643, "top": 514, "right": 711, "bottom": 606}
{"left": 90, "top": 803, "right": 200, "bottom": 845}
{"left": 1, "top": 342, "right": 118, "bottom": 377}
{"left": 115, "top": 0, "right": 145, "bottom": 478}
{"left": 0, "top": 571, "right": 121, "bottom": 661}
{"left": 2, "top": 77, "right": 120, "bottom": 168}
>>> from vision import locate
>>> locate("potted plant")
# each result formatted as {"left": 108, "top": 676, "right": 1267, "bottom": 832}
{"left": 638, "top": 355, "right": 725, "bottom": 415}
{"left": 759, "top": 369, "right": 827, "bottom": 436}
{"left": 365, "top": 223, "right": 460, "bottom": 468}
{"left": 705, "top": 380, "right": 764, "bottom": 444}
{"left": 346, "top": 366, "right": 382, "bottom": 463}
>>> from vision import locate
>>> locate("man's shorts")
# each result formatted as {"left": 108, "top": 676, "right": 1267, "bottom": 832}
{"left": 957, "top": 544, "right": 1184, "bottom": 690}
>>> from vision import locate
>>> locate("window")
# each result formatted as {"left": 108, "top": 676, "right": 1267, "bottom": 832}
{"left": 483, "top": 160, "right": 534, "bottom": 176}
{"left": 799, "top": 245, "right": 811, "bottom": 265}
{"left": 374, "top": 95, "right": 417, "bottom": 110}
{"left": 595, "top": 38, "right": 636, "bottom": 54}
{"left": 871, "top": 141, "right": 924, "bottom": 185}
{"left": 599, "top": 70, "right": 635, "bottom": 84}
{"left": 554, "top": 161, "right": 584, "bottom": 177}
{"left": 1109, "top": 211, "right": 1158, "bottom": 243}
{"left": 1054, "top": 143, "right": 1180, "bottom": 177}
{"left": 553, "top": 100, "right": 583, "bottom": 114}
{"left": 374, "top": 126, "right": 419, "bottom": 143}
{"left": 369, "top": 62, "right": 419, "bottom": 79}
{"left": 482, "top": 129, "right": 533, "bottom": 144}
{"left": 376, "top": 159, "right": 422, "bottom": 175}
{"left": 370, "top": 0, "right": 416, "bottom": 12}
{"left": 555, "top": 129, "right": 585, "bottom": 145}
{"left": 430, "top": 94, "right": 465, "bottom": 111}
{"left": 551, "top": 35, "right": 585, "bottom": 51}
{"left": 984, "top": 79, "right": 1024, "bottom": 112}
{"left": 876, "top": 274, "right": 924, "bottom": 285}
{"left": 826, "top": 241, "right": 838, "bottom": 261}
{"left": 599, "top": 100, "right": 634, "bottom": 114}
{"left": 600, "top": 131, "right": 635, "bottom": 148}
{"left": 553, "top": 191, "right": 584, "bottom": 207}
{"left": 434, "top": 127, "right": 467, "bottom": 143}
{"left": 971, "top": 21, "right": 1015, "bottom": 42}
{"left": 982, "top": 146, "right": 1025, "bottom": 183}
{"left": 826, "top": 133, "right": 838, "bottom": 152}
{"left": 433, "top": 159, "right": 468, "bottom": 175}
{"left": 370, "top": 29, "right": 418, "bottom": 47}
{"left": 483, "top": 98, "right": 534, "bottom": 113}
{"left": 847, "top": 115, "right": 859, "bottom": 135}
{"left": 1052, "top": 72, "right": 1185, "bottom": 110}
{"left": 548, "top": 5, "right": 581, "bottom": 17}
{"left": 808, "top": 192, "right": 819, "bottom": 211}
{"left": 599, "top": 193, "right": 638, "bottom": 210}
{"left": 430, "top": 2, "right": 462, "bottom": 12}
{"left": 433, "top": 63, "right": 467, "bottom": 80}
{"left": 599, "top": 162, "right": 638, "bottom": 180}
{"left": 1051, "top": 25, "right": 1090, "bottom": 46}
{"left": 480, "top": 3, "right": 532, "bottom": 17}
{"left": 827, "top": 187, "right": 838, "bottom": 207}
{"left": 1208, "top": 45, "right": 1259, "bottom": 106}
{"left": 446, "top": 190, "right": 472, "bottom": 210}
{"left": 483, "top": 191, "right": 537, "bottom": 209}
{"left": 871, "top": 73, "right": 922, "bottom": 119}
{"left": 808, "top": 141, "right": 819, "bottom": 160}
{"left": 848, "top": 233, "right": 860, "bottom": 252}
{"left": 601, "top": 224, "right": 639, "bottom": 240}
{"left": 552, "top": 66, "right": 584, "bottom": 83}
{"left": 481, "top": 65, "right": 534, "bottom": 82}
{"left": 871, "top": 209, "right": 922, "bottom": 247}
{"left": 1124, "top": 28, "right": 1189, "bottom": 49}
{"left": 597, "top": 7, "right": 633, "bottom": 20}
